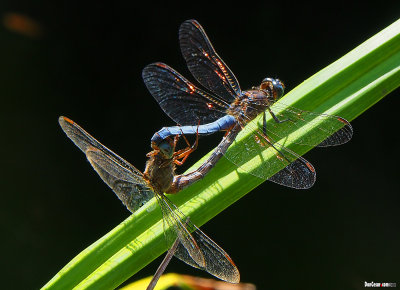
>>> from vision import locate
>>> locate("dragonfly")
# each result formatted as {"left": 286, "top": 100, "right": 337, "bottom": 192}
{"left": 58, "top": 116, "right": 240, "bottom": 283}
{"left": 143, "top": 19, "right": 353, "bottom": 190}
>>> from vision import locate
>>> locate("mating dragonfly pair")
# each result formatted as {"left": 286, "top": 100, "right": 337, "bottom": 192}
{"left": 59, "top": 20, "right": 352, "bottom": 284}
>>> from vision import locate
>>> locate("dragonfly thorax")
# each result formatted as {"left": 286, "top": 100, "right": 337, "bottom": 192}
{"left": 228, "top": 90, "right": 272, "bottom": 122}
{"left": 144, "top": 152, "right": 175, "bottom": 194}
{"left": 145, "top": 138, "right": 176, "bottom": 193}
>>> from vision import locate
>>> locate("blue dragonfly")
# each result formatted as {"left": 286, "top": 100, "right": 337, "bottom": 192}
{"left": 58, "top": 116, "right": 240, "bottom": 283}
{"left": 143, "top": 19, "right": 353, "bottom": 189}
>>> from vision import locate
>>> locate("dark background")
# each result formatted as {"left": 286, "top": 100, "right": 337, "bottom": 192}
{"left": 0, "top": 1, "right": 399, "bottom": 289}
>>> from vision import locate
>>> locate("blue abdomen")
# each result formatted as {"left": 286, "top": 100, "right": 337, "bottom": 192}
{"left": 151, "top": 115, "right": 236, "bottom": 144}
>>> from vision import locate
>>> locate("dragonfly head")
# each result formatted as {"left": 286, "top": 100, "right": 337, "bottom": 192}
{"left": 260, "top": 77, "right": 285, "bottom": 100}
{"left": 153, "top": 137, "right": 175, "bottom": 159}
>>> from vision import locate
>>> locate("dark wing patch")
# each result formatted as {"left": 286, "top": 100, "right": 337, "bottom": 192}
{"left": 143, "top": 63, "right": 228, "bottom": 125}
{"left": 179, "top": 20, "right": 241, "bottom": 102}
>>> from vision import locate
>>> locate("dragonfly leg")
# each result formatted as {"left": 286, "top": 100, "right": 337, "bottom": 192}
{"left": 173, "top": 125, "right": 199, "bottom": 166}
{"left": 146, "top": 150, "right": 157, "bottom": 158}
{"left": 268, "top": 107, "right": 290, "bottom": 124}
{"left": 262, "top": 112, "right": 267, "bottom": 136}
{"left": 259, "top": 129, "right": 292, "bottom": 165}
{"left": 172, "top": 134, "right": 180, "bottom": 149}
{"left": 262, "top": 111, "right": 286, "bottom": 136}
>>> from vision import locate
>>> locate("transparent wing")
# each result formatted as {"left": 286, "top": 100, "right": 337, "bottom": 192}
{"left": 263, "top": 102, "right": 353, "bottom": 147}
{"left": 143, "top": 62, "right": 228, "bottom": 125}
{"left": 221, "top": 101, "right": 352, "bottom": 188}
{"left": 224, "top": 123, "right": 316, "bottom": 189}
{"left": 157, "top": 194, "right": 240, "bottom": 283}
{"left": 86, "top": 149, "right": 154, "bottom": 212}
{"left": 179, "top": 19, "right": 241, "bottom": 102}
{"left": 156, "top": 193, "right": 205, "bottom": 268}
{"left": 174, "top": 225, "right": 240, "bottom": 283}
{"left": 59, "top": 116, "right": 154, "bottom": 212}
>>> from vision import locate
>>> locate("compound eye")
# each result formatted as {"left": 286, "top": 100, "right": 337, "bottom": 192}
{"left": 273, "top": 79, "right": 285, "bottom": 99}
{"left": 260, "top": 77, "right": 285, "bottom": 99}
{"left": 158, "top": 140, "right": 173, "bottom": 158}
{"left": 260, "top": 77, "right": 273, "bottom": 90}
{"left": 262, "top": 77, "right": 274, "bottom": 83}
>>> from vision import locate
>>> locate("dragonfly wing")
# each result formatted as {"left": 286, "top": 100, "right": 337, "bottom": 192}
{"left": 156, "top": 194, "right": 205, "bottom": 267}
{"left": 59, "top": 116, "right": 154, "bottom": 212}
{"left": 264, "top": 102, "right": 353, "bottom": 147}
{"left": 223, "top": 123, "right": 316, "bottom": 189}
{"left": 267, "top": 154, "right": 316, "bottom": 189}
{"left": 143, "top": 62, "right": 228, "bottom": 125}
{"left": 174, "top": 223, "right": 240, "bottom": 283}
{"left": 86, "top": 149, "right": 154, "bottom": 212}
{"left": 158, "top": 195, "right": 240, "bottom": 283}
{"left": 179, "top": 19, "right": 241, "bottom": 102}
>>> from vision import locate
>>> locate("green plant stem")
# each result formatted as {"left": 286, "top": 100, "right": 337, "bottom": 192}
{"left": 43, "top": 18, "right": 400, "bottom": 290}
